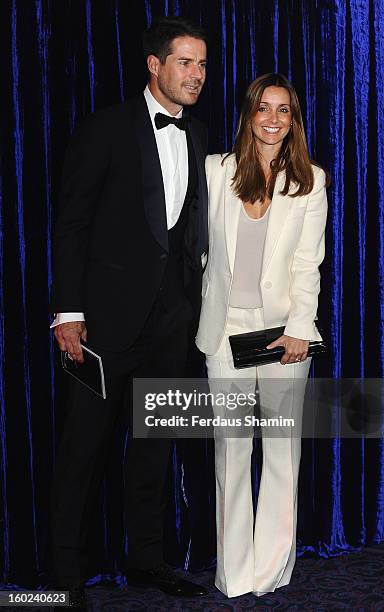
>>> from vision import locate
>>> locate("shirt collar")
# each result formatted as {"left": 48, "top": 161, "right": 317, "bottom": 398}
{"left": 144, "top": 85, "right": 183, "bottom": 123}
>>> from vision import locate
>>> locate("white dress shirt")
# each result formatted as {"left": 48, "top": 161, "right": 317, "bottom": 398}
{"left": 51, "top": 86, "right": 189, "bottom": 328}
{"left": 144, "top": 85, "right": 188, "bottom": 228}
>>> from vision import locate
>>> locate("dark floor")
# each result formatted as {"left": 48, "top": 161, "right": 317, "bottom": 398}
{"left": 2, "top": 545, "right": 384, "bottom": 611}
{"left": 85, "top": 546, "right": 384, "bottom": 611}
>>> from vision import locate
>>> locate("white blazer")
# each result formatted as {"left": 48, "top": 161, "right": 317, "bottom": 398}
{"left": 196, "top": 153, "right": 328, "bottom": 356}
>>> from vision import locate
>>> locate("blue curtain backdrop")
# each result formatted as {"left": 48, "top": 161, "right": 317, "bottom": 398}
{"left": 0, "top": 0, "right": 383, "bottom": 586}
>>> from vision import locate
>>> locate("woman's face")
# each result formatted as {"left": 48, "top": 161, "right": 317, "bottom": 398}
{"left": 251, "top": 86, "right": 292, "bottom": 151}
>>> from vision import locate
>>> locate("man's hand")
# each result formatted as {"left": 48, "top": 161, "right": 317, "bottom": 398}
{"left": 54, "top": 321, "right": 87, "bottom": 363}
{"left": 266, "top": 334, "right": 309, "bottom": 365}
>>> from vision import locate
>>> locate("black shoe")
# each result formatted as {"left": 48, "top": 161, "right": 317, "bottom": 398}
{"left": 125, "top": 563, "right": 208, "bottom": 597}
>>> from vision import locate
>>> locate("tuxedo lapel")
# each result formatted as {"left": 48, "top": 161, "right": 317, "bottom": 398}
{"left": 130, "top": 95, "right": 168, "bottom": 252}
{"left": 184, "top": 128, "right": 198, "bottom": 205}
{"left": 186, "top": 119, "right": 208, "bottom": 258}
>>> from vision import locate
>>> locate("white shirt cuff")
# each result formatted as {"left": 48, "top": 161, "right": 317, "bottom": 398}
{"left": 50, "top": 312, "right": 85, "bottom": 328}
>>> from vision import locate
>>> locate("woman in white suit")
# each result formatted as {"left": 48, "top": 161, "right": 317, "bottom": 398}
{"left": 196, "top": 73, "right": 328, "bottom": 598}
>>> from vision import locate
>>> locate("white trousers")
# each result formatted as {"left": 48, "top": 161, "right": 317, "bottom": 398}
{"left": 206, "top": 307, "right": 311, "bottom": 598}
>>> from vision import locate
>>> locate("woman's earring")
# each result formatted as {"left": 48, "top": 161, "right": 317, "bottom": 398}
{"left": 290, "top": 121, "right": 293, "bottom": 126}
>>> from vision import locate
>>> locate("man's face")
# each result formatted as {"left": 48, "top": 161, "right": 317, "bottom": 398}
{"left": 148, "top": 36, "right": 207, "bottom": 113}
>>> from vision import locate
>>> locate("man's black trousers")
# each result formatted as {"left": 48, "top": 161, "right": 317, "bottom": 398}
{"left": 51, "top": 296, "right": 193, "bottom": 587}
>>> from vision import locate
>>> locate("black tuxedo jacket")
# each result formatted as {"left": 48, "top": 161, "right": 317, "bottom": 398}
{"left": 51, "top": 94, "right": 208, "bottom": 351}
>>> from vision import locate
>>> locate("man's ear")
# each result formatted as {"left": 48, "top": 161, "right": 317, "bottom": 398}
{"left": 147, "top": 54, "right": 160, "bottom": 78}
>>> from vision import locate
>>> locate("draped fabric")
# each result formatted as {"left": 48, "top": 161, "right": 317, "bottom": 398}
{"left": 0, "top": 0, "right": 383, "bottom": 586}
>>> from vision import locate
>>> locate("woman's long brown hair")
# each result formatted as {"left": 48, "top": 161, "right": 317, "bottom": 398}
{"left": 228, "top": 73, "right": 328, "bottom": 202}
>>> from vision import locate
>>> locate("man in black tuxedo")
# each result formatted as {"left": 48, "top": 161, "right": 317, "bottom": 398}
{"left": 50, "top": 16, "right": 208, "bottom": 607}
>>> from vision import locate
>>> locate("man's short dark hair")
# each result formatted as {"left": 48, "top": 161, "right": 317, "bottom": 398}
{"left": 143, "top": 16, "right": 207, "bottom": 64}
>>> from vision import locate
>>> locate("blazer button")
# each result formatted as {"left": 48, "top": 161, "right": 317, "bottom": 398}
{"left": 264, "top": 281, "right": 272, "bottom": 289}
{"left": 160, "top": 253, "right": 167, "bottom": 260}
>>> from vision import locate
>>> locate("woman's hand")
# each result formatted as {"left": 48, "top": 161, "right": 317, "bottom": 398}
{"left": 266, "top": 334, "right": 309, "bottom": 365}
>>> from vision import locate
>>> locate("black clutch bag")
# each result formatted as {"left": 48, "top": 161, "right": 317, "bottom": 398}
{"left": 228, "top": 324, "right": 326, "bottom": 369}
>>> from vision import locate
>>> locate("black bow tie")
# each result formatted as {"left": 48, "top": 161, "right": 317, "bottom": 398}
{"left": 155, "top": 112, "right": 189, "bottom": 131}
